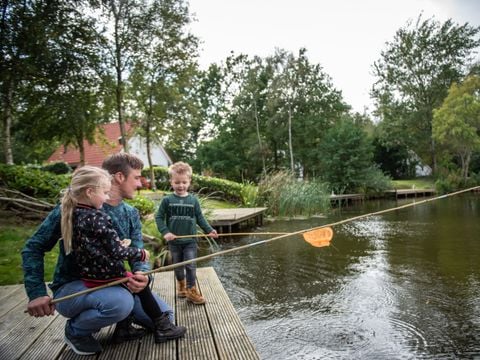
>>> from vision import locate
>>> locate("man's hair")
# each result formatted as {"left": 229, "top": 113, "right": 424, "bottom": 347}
{"left": 168, "top": 161, "right": 192, "bottom": 178}
{"left": 102, "top": 153, "right": 144, "bottom": 176}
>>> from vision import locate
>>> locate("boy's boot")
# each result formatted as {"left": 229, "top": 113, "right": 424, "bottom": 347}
{"left": 111, "top": 315, "right": 146, "bottom": 344}
{"left": 177, "top": 279, "right": 187, "bottom": 298}
{"left": 153, "top": 313, "right": 187, "bottom": 343}
{"left": 186, "top": 286, "right": 205, "bottom": 305}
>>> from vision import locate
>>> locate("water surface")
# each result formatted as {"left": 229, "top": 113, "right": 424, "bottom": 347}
{"left": 202, "top": 194, "right": 480, "bottom": 359}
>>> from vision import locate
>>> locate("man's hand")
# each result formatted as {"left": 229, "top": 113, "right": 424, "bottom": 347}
{"left": 126, "top": 272, "right": 149, "bottom": 293}
{"left": 27, "top": 296, "right": 55, "bottom": 317}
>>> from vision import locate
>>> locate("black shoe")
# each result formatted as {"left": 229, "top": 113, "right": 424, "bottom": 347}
{"left": 153, "top": 313, "right": 187, "bottom": 343}
{"left": 111, "top": 316, "right": 146, "bottom": 344}
{"left": 64, "top": 324, "right": 102, "bottom": 356}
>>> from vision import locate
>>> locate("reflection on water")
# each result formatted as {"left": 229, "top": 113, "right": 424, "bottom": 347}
{"left": 202, "top": 194, "right": 480, "bottom": 359}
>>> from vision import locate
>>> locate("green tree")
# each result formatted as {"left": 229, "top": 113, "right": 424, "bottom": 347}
{"left": 129, "top": 0, "right": 198, "bottom": 189}
{"left": 372, "top": 16, "right": 480, "bottom": 174}
{"left": 318, "top": 119, "right": 377, "bottom": 193}
{"left": 433, "top": 75, "right": 480, "bottom": 181}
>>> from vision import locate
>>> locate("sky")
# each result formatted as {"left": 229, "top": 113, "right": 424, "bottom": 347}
{"left": 188, "top": 0, "right": 480, "bottom": 113}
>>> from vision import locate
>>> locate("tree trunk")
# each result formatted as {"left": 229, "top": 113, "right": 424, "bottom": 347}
{"left": 253, "top": 99, "right": 266, "bottom": 175}
{"left": 288, "top": 103, "right": 294, "bottom": 173}
{"left": 1, "top": 81, "right": 14, "bottom": 165}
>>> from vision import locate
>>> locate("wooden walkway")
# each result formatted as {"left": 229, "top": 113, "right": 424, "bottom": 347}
{"left": 385, "top": 188, "right": 436, "bottom": 199}
{"left": 0, "top": 267, "right": 259, "bottom": 360}
{"left": 208, "top": 208, "right": 267, "bottom": 233}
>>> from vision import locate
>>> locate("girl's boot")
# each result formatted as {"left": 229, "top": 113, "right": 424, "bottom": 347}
{"left": 153, "top": 313, "right": 187, "bottom": 343}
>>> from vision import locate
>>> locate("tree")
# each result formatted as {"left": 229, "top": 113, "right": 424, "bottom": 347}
{"left": 433, "top": 75, "right": 480, "bottom": 181}
{"left": 129, "top": 0, "right": 198, "bottom": 189}
{"left": 372, "top": 16, "right": 480, "bottom": 174}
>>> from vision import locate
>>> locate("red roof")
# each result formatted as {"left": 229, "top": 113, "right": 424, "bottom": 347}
{"left": 47, "top": 122, "right": 133, "bottom": 167}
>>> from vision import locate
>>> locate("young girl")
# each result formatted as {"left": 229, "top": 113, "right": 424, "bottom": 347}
{"left": 61, "top": 166, "right": 186, "bottom": 344}
{"left": 155, "top": 162, "right": 218, "bottom": 304}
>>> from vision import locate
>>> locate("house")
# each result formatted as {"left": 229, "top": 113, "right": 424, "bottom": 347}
{"left": 47, "top": 122, "right": 172, "bottom": 169}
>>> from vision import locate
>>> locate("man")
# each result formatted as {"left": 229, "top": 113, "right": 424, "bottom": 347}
{"left": 22, "top": 153, "right": 175, "bottom": 356}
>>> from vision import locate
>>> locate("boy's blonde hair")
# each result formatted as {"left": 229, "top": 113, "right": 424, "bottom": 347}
{"left": 61, "top": 165, "right": 112, "bottom": 254}
{"left": 168, "top": 161, "right": 192, "bottom": 178}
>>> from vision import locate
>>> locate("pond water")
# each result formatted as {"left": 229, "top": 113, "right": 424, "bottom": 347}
{"left": 202, "top": 194, "right": 480, "bottom": 359}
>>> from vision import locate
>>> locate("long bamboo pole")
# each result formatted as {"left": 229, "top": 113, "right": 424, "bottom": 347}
{"left": 48, "top": 185, "right": 480, "bottom": 305}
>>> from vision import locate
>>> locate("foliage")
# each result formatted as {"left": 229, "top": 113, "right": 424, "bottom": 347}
{"left": 318, "top": 119, "right": 388, "bottom": 193}
{"left": 433, "top": 75, "right": 480, "bottom": 181}
{"left": 147, "top": 166, "right": 245, "bottom": 203}
{"left": 41, "top": 162, "right": 72, "bottom": 175}
{"left": 125, "top": 195, "right": 156, "bottom": 219}
{"left": 372, "top": 133, "right": 416, "bottom": 179}
{"left": 257, "top": 170, "right": 330, "bottom": 217}
{"left": 0, "top": 165, "right": 70, "bottom": 202}
{"left": 372, "top": 15, "right": 480, "bottom": 174}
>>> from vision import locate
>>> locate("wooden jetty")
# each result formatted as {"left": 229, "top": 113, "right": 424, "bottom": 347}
{"left": 329, "top": 193, "right": 364, "bottom": 207}
{"left": 208, "top": 208, "right": 267, "bottom": 233}
{"left": 0, "top": 267, "right": 259, "bottom": 360}
{"left": 385, "top": 188, "right": 436, "bottom": 199}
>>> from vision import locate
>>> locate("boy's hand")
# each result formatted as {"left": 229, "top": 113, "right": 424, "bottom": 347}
{"left": 208, "top": 229, "right": 218, "bottom": 238}
{"left": 164, "top": 232, "right": 176, "bottom": 241}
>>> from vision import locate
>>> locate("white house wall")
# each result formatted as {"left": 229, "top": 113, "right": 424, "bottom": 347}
{"left": 128, "top": 136, "right": 171, "bottom": 167}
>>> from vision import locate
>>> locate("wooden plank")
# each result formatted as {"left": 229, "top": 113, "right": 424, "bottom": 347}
{"left": 197, "top": 268, "right": 259, "bottom": 360}
{"left": 19, "top": 315, "right": 67, "bottom": 360}
{"left": 138, "top": 271, "right": 176, "bottom": 360}
{"left": 177, "top": 269, "right": 218, "bottom": 360}
{"left": 209, "top": 208, "right": 267, "bottom": 227}
{"left": 0, "top": 311, "right": 59, "bottom": 360}
{"left": 0, "top": 286, "right": 27, "bottom": 318}
{"left": 0, "top": 284, "right": 22, "bottom": 302}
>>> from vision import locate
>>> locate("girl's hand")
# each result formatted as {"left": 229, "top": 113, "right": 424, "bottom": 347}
{"left": 143, "top": 249, "right": 150, "bottom": 261}
{"left": 164, "top": 232, "right": 176, "bottom": 241}
{"left": 120, "top": 239, "right": 131, "bottom": 247}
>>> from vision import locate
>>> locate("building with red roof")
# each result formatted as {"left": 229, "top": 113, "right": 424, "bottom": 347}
{"left": 47, "top": 122, "right": 172, "bottom": 168}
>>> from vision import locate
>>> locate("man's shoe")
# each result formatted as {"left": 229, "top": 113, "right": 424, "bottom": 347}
{"left": 111, "top": 316, "right": 146, "bottom": 344}
{"left": 64, "top": 324, "right": 102, "bottom": 356}
{"left": 176, "top": 279, "right": 187, "bottom": 298}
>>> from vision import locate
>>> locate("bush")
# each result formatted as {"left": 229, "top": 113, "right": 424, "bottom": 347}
{"left": 0, "top": 164, "right": 70, "bottom": 202}
{"left": 41, "top": 162, "right": 72, "bottom": 175}
{"left": 146, "top": 166, "right": 246, "bottom": 204}
{"left": 125, "top": 195, "right": 156, "bottom": 219}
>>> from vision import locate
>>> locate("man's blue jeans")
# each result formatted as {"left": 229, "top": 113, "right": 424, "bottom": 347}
{"left": 168, "top": 242, "right": 197, "bottom": 288}
{"left": 55, "top": 280, "right": 174, "bottom": 337}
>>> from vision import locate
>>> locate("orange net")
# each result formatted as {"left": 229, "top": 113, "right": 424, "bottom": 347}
{"left": 302, "top": 227, "right": 334, "bottom": 247}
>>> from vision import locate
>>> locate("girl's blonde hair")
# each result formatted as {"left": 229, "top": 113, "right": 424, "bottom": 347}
{"left": 61, "top": 165, "right": 112, "bottom": 254}
{"left": 168, "top": 161, "right": 192, "bottom": 178}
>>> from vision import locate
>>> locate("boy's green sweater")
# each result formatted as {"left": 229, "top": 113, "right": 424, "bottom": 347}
{"left": 155, "top": 193, "right": 213, "bottom": 244}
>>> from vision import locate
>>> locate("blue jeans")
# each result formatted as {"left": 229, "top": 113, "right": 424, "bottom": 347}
{"left": 54, "top": 280, "right": 174, "bottom": 336}
{"left": 168, "top": 242, "right": 197, "bottom": 288}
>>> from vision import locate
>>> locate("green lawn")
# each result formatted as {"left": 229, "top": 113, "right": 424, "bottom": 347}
{"left": 391, "top": 177, "right": 435, "bottom": 190}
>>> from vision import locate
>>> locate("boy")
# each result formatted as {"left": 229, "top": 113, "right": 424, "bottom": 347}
{"left": 155, "top": 162, "right": 218, "bottom": 304}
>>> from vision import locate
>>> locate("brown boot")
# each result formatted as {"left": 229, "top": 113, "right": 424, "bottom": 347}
{"left": 177, "top": 279, "right": 187, "bottom": 298}
{"left": 186, "top": 286, "right": 205, "bottom": 305}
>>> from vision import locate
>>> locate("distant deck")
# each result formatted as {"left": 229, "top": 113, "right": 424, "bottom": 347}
{"left": 0, "top": 267, "right": 259, "bottom": 360}
{"left": 385, "top": 188, "right": 436, "bottom": 199}
{"left": 208, "top": 208, "right": 267, "bottom": 233}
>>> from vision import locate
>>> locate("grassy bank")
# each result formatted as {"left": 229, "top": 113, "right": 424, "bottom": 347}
{"left": 391, "top": 177, "right": 435, "bottom": 189}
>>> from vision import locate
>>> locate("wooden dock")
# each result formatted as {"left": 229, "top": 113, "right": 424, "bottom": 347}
{"left": 385, "top": 188, "right": 436, "bottom": 199}
{"left": 0, "top": 267, "right": 259, "bottom": 360}
{"left": 208, "top": 208, "right": 267, "bottom": 233}
{"left": 329, "top": 193, "right": 364, "bottom": 206}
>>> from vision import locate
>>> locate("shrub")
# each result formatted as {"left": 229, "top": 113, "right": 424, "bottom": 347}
{"left": 0, "top": 164, "right": 70, "bottom": 202}
{"left": 125, "top": 195, "right": 156, "bottom": 219}
{"left": 42, "top": 162, "right": 72, "bottom": 175}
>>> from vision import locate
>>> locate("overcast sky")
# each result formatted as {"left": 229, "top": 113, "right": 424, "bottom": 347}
{"left": 188, "top": 0, "right": 480, "bottom": 113}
